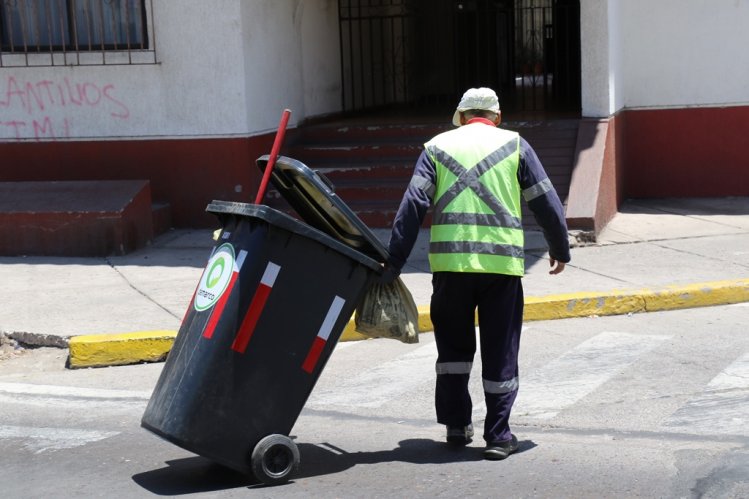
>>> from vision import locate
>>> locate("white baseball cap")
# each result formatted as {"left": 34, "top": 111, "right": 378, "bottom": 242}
{"left": 451, "top": 87, "right": 500, "bottom": 127}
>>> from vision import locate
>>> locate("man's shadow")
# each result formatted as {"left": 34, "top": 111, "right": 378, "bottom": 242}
{"left": 132, "top": 437, "right": 537, "bottom": 494}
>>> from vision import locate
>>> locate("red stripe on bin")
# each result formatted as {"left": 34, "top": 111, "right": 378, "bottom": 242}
{"left": 301, "top": 296, "right": 346, "bottom": 374}
{"left": 231, "top": 284, "right": 271, "bottom": 353}
{"left": 231, "top": 262, "right": 281, "bottom": 354}
{"left": 202, "top": 272, "right": 239, "bottom": 339}
{"left": 302, "top": 336, "right": 327, "bottom": 374}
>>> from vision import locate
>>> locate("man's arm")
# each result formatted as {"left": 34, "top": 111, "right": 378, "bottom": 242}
{"left": 517, "top": 137, "right": 571, "bottom": 271}
{"left": 385, "top": 150, "right": 435, "bottom": 278}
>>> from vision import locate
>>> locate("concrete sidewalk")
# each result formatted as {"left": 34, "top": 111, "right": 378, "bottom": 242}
{"left": 2, "top": 197, "right": 748, "bottom": 368}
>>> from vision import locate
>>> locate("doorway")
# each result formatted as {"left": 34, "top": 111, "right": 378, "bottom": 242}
{"left": 338, "top": 0, "right": 581, "bottom": 115}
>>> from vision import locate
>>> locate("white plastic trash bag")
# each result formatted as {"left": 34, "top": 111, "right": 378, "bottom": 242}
{"left": 354, "top": 277, "right": 419, "bottom": 344}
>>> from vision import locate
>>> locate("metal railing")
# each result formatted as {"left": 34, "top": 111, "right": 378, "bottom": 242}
{"left": 512, "top": 0, "right": 580, "bottom": 112}
{"left": 0, "top": 0, "right": 157, "bottom": 67}
{"left": 339, "top": 0, "right": 413, "bottom": 111}
{"left": 338, "top": 0, "right": 580, "bottom": 113}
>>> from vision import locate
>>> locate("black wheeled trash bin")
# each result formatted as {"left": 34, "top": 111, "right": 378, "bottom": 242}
{"left": 141, "top": 155, "right": 389, "bottom": 485}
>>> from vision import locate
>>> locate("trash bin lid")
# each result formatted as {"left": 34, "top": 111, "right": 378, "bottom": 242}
{"left": 257, "top": 155, "right": 390, "bottom": 263}
{"left": 206, "top": 201, "right": 381, "bottom": 272}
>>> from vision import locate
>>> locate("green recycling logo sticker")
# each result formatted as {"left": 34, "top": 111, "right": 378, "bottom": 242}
{"left": 195, "top": 243, "right": 235, "bottom": 311}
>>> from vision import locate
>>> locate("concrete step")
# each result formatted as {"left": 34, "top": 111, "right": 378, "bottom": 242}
{"left": 285, "top": 118, "right": 579, "bottom": 229}
{"left": 286, "top": 143, "right": 423, "bottom": 163}
{"left": 0, "top": 180, "right": 156, "bottom": 256}
{"left": 151, "top": 201, "right": 172, "bottom": 237}
{"left": 290, "top": 123, "right": 449, "bottom": 144}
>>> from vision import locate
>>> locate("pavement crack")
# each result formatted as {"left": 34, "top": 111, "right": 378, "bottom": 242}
{"left": 633, "top": 204, "right": 749, "bottom": 231}
{"left": 105, "top": 258, "right": 181, "bottom": 321}
{"left": 564, "top": 263, "right": 636, "bottom": 285}
{"left": 646, "top": 241, "right": 749, "bottom": 270}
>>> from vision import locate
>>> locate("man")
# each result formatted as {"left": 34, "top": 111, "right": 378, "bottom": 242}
{"left": 383, "top": 87, "right": 570, "bottom": 460}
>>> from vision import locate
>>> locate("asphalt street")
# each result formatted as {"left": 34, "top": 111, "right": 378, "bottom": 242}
{"left": 0, "top": 305, "right": 747, "bottom": 497}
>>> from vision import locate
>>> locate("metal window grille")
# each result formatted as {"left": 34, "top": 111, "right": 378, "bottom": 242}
{"left": 0, "top": 0, "right": 157, "bottom": 67}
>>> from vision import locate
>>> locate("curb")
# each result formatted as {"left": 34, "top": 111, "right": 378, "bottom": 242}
{"left": 68, "top": 331, "right": 176, "bottom": 369}
{"left": 66, "top": 278, "right": 749, "bottom": 368}
{"left": 523, "top": 278, "right": 749, "bottom": 320}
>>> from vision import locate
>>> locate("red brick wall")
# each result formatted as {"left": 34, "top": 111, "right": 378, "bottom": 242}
{"left": 622, "top": 106, "right": 749, "bottom": 197}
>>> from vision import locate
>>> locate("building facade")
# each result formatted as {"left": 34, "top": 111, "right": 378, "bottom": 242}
{"left": 1, "top": 0, "right": 747, "bottom": 231}
{"left": 1, "top": 0, "right": 342, "bottom": 227}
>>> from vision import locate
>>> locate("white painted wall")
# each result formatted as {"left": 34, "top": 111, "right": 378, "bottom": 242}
{"left": 0, "top": 0, "right": 248, "bottom": 141}
{"left": 0, "top": 0, "right": 342, "bottom": 141}
{"left": 154, "top": 1, "right": 248, "bottom": 136}
{"left": 619, "top": 0, "right": 749, "bottom": 109}
{"left": 239, "top": 0, "right": 341, "bottom": 132}
{"left": 580, "top": 0, "right": 614, "bottom": 117}
{"left": 12, "top": 0, "right": 744, "bottom": 137}
{"left": 581, "top": 0, "right": 749, "bottom": 117}
{"left": 240, "top": 0, "right": 305, "bottom": 134}
{"left": 608, "top": 0, "right": 625, "bottom": 113}
{"left": 300, "top": 0, "right": 342, "bottom": 118}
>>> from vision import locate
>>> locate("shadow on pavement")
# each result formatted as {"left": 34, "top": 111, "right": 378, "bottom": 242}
{"left": 131, "top": 437, "right": 537, "bottom": 494}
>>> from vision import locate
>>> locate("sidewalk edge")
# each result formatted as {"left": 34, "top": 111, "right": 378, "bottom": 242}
{"left": 66, "top": 279, "right": 749, "bottom": 368}
{"left": 68, "top": 331, "right": 176, "bottom": 369}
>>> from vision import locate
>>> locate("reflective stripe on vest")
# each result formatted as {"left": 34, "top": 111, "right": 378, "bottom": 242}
{"left": 425, "top": 125, "right": 524, "bottom": 275}
{"left": 409, "top": 174, "right": 436, "bottom": 198}
{"left": 523, "top": 177, "right": 553, "bottom": 202}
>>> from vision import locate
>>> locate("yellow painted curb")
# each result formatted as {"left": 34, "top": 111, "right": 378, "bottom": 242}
{"left": 523, "top": 278, "right": 749, "bottom": 321}
{"left": 643, "top": 279, "right": 749, "bottom": 312}
{"left": 343, "top": 278, "right": 749, "bottom": 335}
{"left": 524, "top": 291, "right": 645, "bottom": 321}
{"left": 68, "top": 330, "right": 177, "bottom": 368}
{"left": 65, "top": 279, "right": 749, "bottom": 367}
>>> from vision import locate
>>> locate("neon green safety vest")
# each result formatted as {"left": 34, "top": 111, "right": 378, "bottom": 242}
{"left": 425, "top": 123, "right": 525, "bottom": 276}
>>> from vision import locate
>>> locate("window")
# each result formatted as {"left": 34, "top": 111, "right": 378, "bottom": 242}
{"left": 1, "top": 0, "right": 154, "bottom": 65}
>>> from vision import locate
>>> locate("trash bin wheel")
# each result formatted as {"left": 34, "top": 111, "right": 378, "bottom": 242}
{"left": 250, "top": 434, "right": 300, "bottom": 485}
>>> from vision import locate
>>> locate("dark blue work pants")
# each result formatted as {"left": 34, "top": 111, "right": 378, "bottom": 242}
{"left": 430, "top": 271, "right": 523, "bottom": 444}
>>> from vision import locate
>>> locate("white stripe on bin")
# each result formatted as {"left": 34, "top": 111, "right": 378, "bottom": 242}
{"left": 318, "top": 296, "right": 345, "bottom": 341}
{"left": 260, "top": 262, "right": 280, "bottom": 286}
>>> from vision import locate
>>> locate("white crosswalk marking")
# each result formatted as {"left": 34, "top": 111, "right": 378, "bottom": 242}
{"left": 318, "top": 330, "right": 675, "bottom": 421}
{"left": 307, "top": 342, "right": 437, "bottom": 408}
{"left": 0, "top": 425, "right": 119, "bottom": 454}
{"left": 0, "top": 382, "right": 152, "bottom": 400}
{"left": 512, "top": 332, "right": 671, "bottom": 419}
{"left": 662, "top": 352, "right": 749, "bottom": 436}
{"left": 0, "top": 382, "right": 151, "bottom": 410}
{"left": 0, "top": 384, "right": 138, "bottom": 454}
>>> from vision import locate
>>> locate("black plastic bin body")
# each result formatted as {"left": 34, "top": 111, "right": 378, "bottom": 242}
{"left": 141, "top": 201, "right": 382, "bottom": 476}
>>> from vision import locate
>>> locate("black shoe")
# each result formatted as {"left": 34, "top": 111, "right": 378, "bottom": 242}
{"left": 483, "top": 435, "right": 518, "bottom": 460}
{"left": 446, "top": 424, "right": 474, "bottom": 445}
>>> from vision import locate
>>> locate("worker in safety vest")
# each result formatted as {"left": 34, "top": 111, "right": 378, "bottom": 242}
{"left": 383, "top": 87, "right": 571, "bottom": 460}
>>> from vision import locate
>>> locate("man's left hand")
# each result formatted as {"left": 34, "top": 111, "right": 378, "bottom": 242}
{"left": 549, "top": 259, "right": 566, "bottom": 275}
{"left": 378, "top": 264, "right": 401, "bottom": 284}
